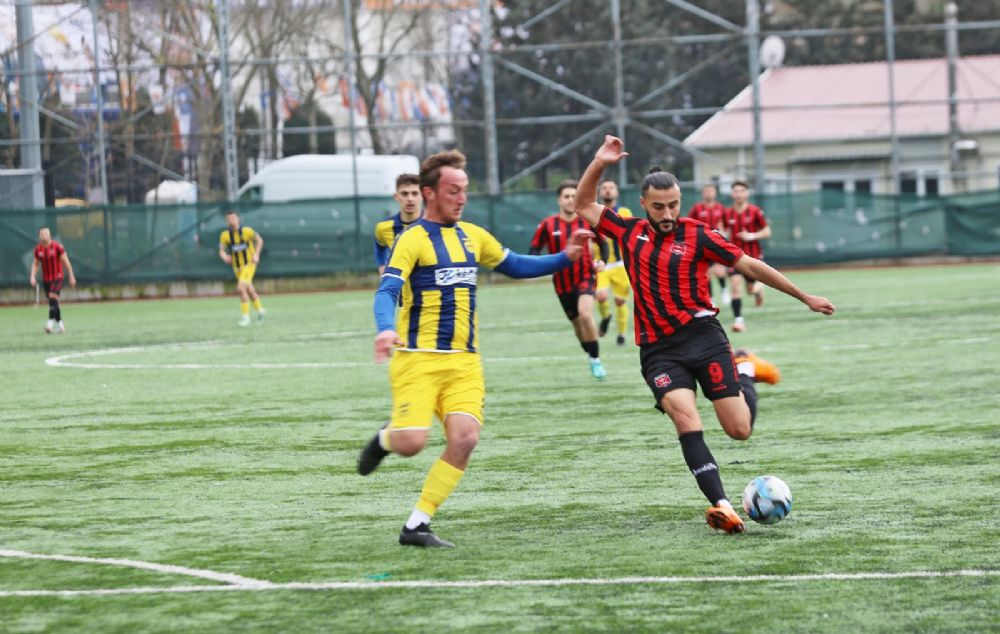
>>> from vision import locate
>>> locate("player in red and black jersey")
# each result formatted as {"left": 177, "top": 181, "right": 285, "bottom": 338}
{"left": 575, "top": 136, "right": 834, "bottom": 534}
{"left": 29, "top": 227, "right": 77, "bottom": 334}
{"left": 530, "top": 180, "right": 608, "bottom": 379}
{"left": 724, "top": 181, "right": 772, "bottom": 332}
{"left": 686, "top": 184, "right": 730, "bottom": 306}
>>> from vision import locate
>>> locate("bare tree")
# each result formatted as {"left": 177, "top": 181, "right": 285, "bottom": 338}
{"left": 344, "top": 0, "right": 426, "bottom": 154}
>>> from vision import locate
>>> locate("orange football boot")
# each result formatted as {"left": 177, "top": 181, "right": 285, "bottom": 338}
{"left": 734, "top": 349, "right": 781, "bottom": 385}
{"left": 706, "top": 504, "right": 745, "bottom": 533}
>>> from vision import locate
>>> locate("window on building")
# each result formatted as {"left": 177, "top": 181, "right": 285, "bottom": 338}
{"left": 821, "top": 180, "right": 845, "bottom": 191}
{"left": 900, "top": 173, "right": 918, "bottom": 194}
{"left": 924, "top": 175, "right": 939, "bottom": 196}
{"left": 854, "top": 180, "right": 872, "bottom": 194}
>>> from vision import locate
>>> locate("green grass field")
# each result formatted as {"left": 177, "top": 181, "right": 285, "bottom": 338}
{"left": 1, "top": 263, "right": 998, "bottom": 633}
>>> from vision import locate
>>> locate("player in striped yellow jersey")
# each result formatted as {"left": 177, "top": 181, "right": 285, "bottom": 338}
{"left": 373, "top": 173, "right": 422, "bottom": 275}
{"left": 358, "top": 149, "right": 593, "bottom": 548}
{"left": 218, "top": 210, "right": 265, "bottom": 327}
{"left": 594, "top": 180, "right": 633, "bottom": 346}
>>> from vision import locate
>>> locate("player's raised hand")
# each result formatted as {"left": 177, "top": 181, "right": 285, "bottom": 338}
{"left": 804, "top": 294, "right": 835, "bottom": 315}
{"left": 374, "top": 329, "right": 404, "bottom": 363}
{"left": 563, "top": 229, "right": 595, "bottom": 262}
{"left": 595, "top": 135, "right": 628, "bottom": 165}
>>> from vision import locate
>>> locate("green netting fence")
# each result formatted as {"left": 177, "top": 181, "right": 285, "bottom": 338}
{"left": 1, "top": 187, "right": 998, "bottom": 287}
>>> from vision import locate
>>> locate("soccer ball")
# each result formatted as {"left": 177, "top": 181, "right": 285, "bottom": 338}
{"left": 742, "top": 475, "right": 792, "bottom": 525}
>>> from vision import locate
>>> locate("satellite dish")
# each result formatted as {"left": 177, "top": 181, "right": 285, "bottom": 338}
{"left": 759, "top": 35, "right": 786, "bottom": 69}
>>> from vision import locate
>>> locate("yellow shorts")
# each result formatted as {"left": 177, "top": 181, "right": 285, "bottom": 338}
{"left": 596, "top": 265, "right": 631, "bottom": 299}
{"left": 234, "top": 263, "right": 256, "bottom": 284}
{"left": 388, "top": 351, "right": 484, "bottom": 430}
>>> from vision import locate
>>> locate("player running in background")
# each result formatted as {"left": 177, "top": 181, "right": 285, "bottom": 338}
{"left": 30, "top": 227, "right": 76, "bottom": 334}
{"left": 575, "top": 136, "right": 834, "bottom": 533}
{"left": 686, "top": 183, "right": 730, "bottom": 306}
{"left": 218, "top": 210, "right": 265, "bottom": 327}
{"left": 358, "top": 149, "right": 593, "bottom": 548}
{"left": 529, "top": 180, "right": 608, "bottom": 379}
{"left": 374, "top": 173, "right": 422, "bottom": 275}
{"left": 725, "top": 181, "right": 771, "bottom": 332}
{"left": 594, "top": 179, "right": 633, "bottom": 347}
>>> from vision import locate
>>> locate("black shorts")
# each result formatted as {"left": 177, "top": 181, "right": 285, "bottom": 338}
{"left": 556, "top": 281, "right": 595, "bottom": 321}
{"left": 639, "top": 317, "right": 741, "bottom": 409}
{"left": 43, "top": 279, "right": 63, "bottom": 296}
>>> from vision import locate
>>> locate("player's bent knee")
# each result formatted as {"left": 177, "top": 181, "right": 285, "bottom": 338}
{"left": 448, "top": 426, "right": 480, "bottom": 456}
{"left": 720, "top": 414, "right": 752, "bottom": 440}
{"left": 390, "top": 430, "right": 428, "bottom": 456}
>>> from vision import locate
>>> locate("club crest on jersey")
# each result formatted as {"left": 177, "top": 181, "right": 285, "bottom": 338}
{"left": 653, "top": 373, "right": 672, "bottom": 388}
{"left": 670, "top": 242, "right": 686, "bottom": 256}
{"left": 435, "top": 266, "right": 478, "bottom": 286}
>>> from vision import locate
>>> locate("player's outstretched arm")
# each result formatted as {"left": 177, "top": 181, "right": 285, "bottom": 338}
{"left": 575, "top": 135, "right": 629, "bottom": 227}
{"left": 734, "top": 256, "right": 834, "bottom": 315}
{"left": 493, "top": 229, "right": 594, "bottom": 279}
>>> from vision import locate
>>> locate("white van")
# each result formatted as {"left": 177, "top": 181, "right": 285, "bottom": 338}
{"left": 237, "top": 154, "right": 420, "bottom": 203}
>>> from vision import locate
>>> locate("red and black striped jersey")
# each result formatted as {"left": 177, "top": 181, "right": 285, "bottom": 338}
{"left": 725, "top": 204, "right": 767, "bottom": 259}
{"left": 596, "top": 208, "right": 743, "bottom": 345}
{"left": 687, "top": 201, "right": 727, "bottom": 231}
{"left": 33, "top": 241, "right": 66, "bottom": 283}
{"left": 529, "top": 214, "right": 595, "bottom": 294}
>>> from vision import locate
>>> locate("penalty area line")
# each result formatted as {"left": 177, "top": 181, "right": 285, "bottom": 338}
{"left": 0, "top": 550, "right": 271, "bottom": 588}
{"left": 0, "top": 569, "right": 996, "bottom": 598}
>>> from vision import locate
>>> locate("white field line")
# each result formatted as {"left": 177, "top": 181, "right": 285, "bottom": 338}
{"left": 0, "top": 569, "right": 996, "bottom": 598}
{"left": 0, "top": 550, "right": 272, "bottom": 588}
{"left": 41, "top": 323, "right": 993, "bottom": 370}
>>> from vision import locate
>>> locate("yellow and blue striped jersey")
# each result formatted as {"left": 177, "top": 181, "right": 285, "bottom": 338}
{"left": 374, "top": 213, "right": 418, "bottom": 268}
{"left": 383, "top": 219, "right": 508, "bottom": 353}
{"left": 603, "top": 206, "right": 632, "bottom": 265}
{"left": 219, "top": 226, "right": 258, "bottom": 270}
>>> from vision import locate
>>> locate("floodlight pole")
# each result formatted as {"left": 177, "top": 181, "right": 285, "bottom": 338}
{"left": 342, "top": 0, "right": 362, "bottom": 258}
{"left": 745, "top": 0, "right": 765, "bottom": 194}
{"left": 610, "top": 0, "right": 628, "bottom": 186}
{"left": 480, "top": 0, "right": 500, "bottom": 195}
{"left": 215, "top": 0, "right": 240, "bottom": 202}
{"left": 14, "top": 0, "right": 45, "bottom": 207}
{"left": 945, "top": 2, "right": 962, "bottom": 193}
{"left": 89, "top": 0, "right": 110, "bottom": 205}
{"left": 883, "top": 0, "right": 900, "bottom": 194}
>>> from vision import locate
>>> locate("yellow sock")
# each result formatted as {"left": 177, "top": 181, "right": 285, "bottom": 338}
{"left": 252, "top": 298, "right": 263, "bottom": 312}
{"left": 598, "top": 298, "right": 611, "bottom": 319}
{"left": 615, "top": 302, "right": 629, "bottom": 335}
{"left": 414, "top": 459, "right": 465, "bottom": 517}
{"left": 240, "top": 302, "right": 250, "bottom": 316}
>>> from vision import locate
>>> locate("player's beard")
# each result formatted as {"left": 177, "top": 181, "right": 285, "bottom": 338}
{"left": 647, "top": 212, "right": 676, "bottom": 236}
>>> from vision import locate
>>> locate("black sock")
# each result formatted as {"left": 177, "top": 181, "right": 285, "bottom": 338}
{"left": 581, "top": 340, "right": 600, "bottom": 359}
{"left": 678, "top": 431, "right": 727, "bottom": 505}
{"left": 718, "top": 276, "right": 727, "bottom": 289}
{"left": 738, "top": 374, "right": 758, "bottom": 428}
{"left": 48, "top": 298, "right": 59, "bottom": 320}
{"left": 732, "top": 298, "right": 742, "bottom": 319}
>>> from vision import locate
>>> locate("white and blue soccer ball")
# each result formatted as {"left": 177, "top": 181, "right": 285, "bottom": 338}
{"left": 742, "top": 475, "right": 792, "bottom": 525}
